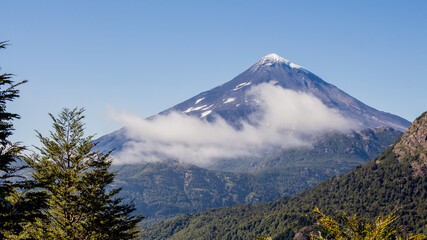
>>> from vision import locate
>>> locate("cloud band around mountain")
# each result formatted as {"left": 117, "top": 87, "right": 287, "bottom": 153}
{"left": 110, "top": 84, "right": 354, "bottom": 166}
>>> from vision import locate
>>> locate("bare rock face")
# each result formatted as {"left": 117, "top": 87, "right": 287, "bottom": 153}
{"left": 392, "top": 111, "right": 427, "bottom": 176}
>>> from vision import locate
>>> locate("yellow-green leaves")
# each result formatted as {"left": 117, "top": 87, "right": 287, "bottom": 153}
{"left": 311, "top": 208, "right": 426, "bottom": 240}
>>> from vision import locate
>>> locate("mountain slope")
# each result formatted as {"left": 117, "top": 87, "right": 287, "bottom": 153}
{"left": 111, "top": 161, "right": 281, "bottom": 226}
{"left": 141, "top": 111, "right": 427, "bottom": 240}
{"left": 161, "top": 54, "right": 409, "bottom": 131}
{"left": 111, "top": 127, "right": 401, "bottom": 225}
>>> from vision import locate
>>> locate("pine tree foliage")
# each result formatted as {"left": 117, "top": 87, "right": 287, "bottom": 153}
{"left": 0, "top": 41, "right": 47, "bottom": 239}
{"left": 25, "top": 108, "right": 143, "bottom": 239}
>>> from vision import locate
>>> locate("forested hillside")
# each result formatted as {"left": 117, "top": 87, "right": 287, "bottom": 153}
{"left": 141, "top": 112, "right": 427, "bottom": 239}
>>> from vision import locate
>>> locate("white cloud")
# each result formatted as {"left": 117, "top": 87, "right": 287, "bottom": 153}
{"left": 110, "top": 84, "right": 354, "bottom": 166}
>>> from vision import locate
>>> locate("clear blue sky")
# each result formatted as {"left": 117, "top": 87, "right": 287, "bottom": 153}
{"left": 1, "top": 0, "right": 426, "bottom": 147}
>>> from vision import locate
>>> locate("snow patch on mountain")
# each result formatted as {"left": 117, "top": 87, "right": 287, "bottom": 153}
{"left": 251, "top": 53, "right": 307, "bottom": 72}
{"left": 195, "top": 98, "right": 205, "bottom": 104}
{"left": 224, "top": 98, "right": 236, "bottom": 104}
{"left": 289, "top": 62, "right": 303, "bottom": 69}
{"left": 233, "top": 82, "right": 252, "bottom": 91}
{"left": 184, "top": 105, "right": 207, "bottom": 113}
{"left": 202, "top": 104, "right": 214, "bottom": 110}
{"left": 201, "top": 110, "right": 212, "bottom": 118}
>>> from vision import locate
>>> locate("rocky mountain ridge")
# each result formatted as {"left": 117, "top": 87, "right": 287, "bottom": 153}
{"left": 392, "top": 111, "right": 427, "bottom": 176}
{"left": 393, "top": 112, "right": 427, "bottom": 160}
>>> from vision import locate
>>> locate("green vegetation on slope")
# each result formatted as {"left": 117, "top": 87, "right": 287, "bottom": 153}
{"left": 141, "top": 112, "right": 427, "bottom": 240}
{"left": 112, "top": 161, "right": 281, "bottom": 226}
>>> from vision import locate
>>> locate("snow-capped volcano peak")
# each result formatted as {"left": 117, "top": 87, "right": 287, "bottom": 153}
{"left": 261, "top": 53, "right": 287, "bottom": 63}
{"left": 252, "top": 53, "right": 305, "bottom": 71}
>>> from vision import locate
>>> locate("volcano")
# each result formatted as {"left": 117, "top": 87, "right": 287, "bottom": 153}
{"left": 96, "top": 53, "right": 410, "bottom": 155}
{"left": 161, "top": 53, "right": 409, "bottom": 131}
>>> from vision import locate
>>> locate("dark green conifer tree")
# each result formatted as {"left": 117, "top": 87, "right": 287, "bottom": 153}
{"left": 25, "top": 108, "right": 143, "bottom": 239}
{"left": 0, "top": 41, "right": 47, "bottom": 239}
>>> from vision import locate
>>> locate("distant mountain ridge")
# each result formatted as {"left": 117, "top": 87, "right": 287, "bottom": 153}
{"left": 141, "top": 111, "right": 427, "bottom": 240}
